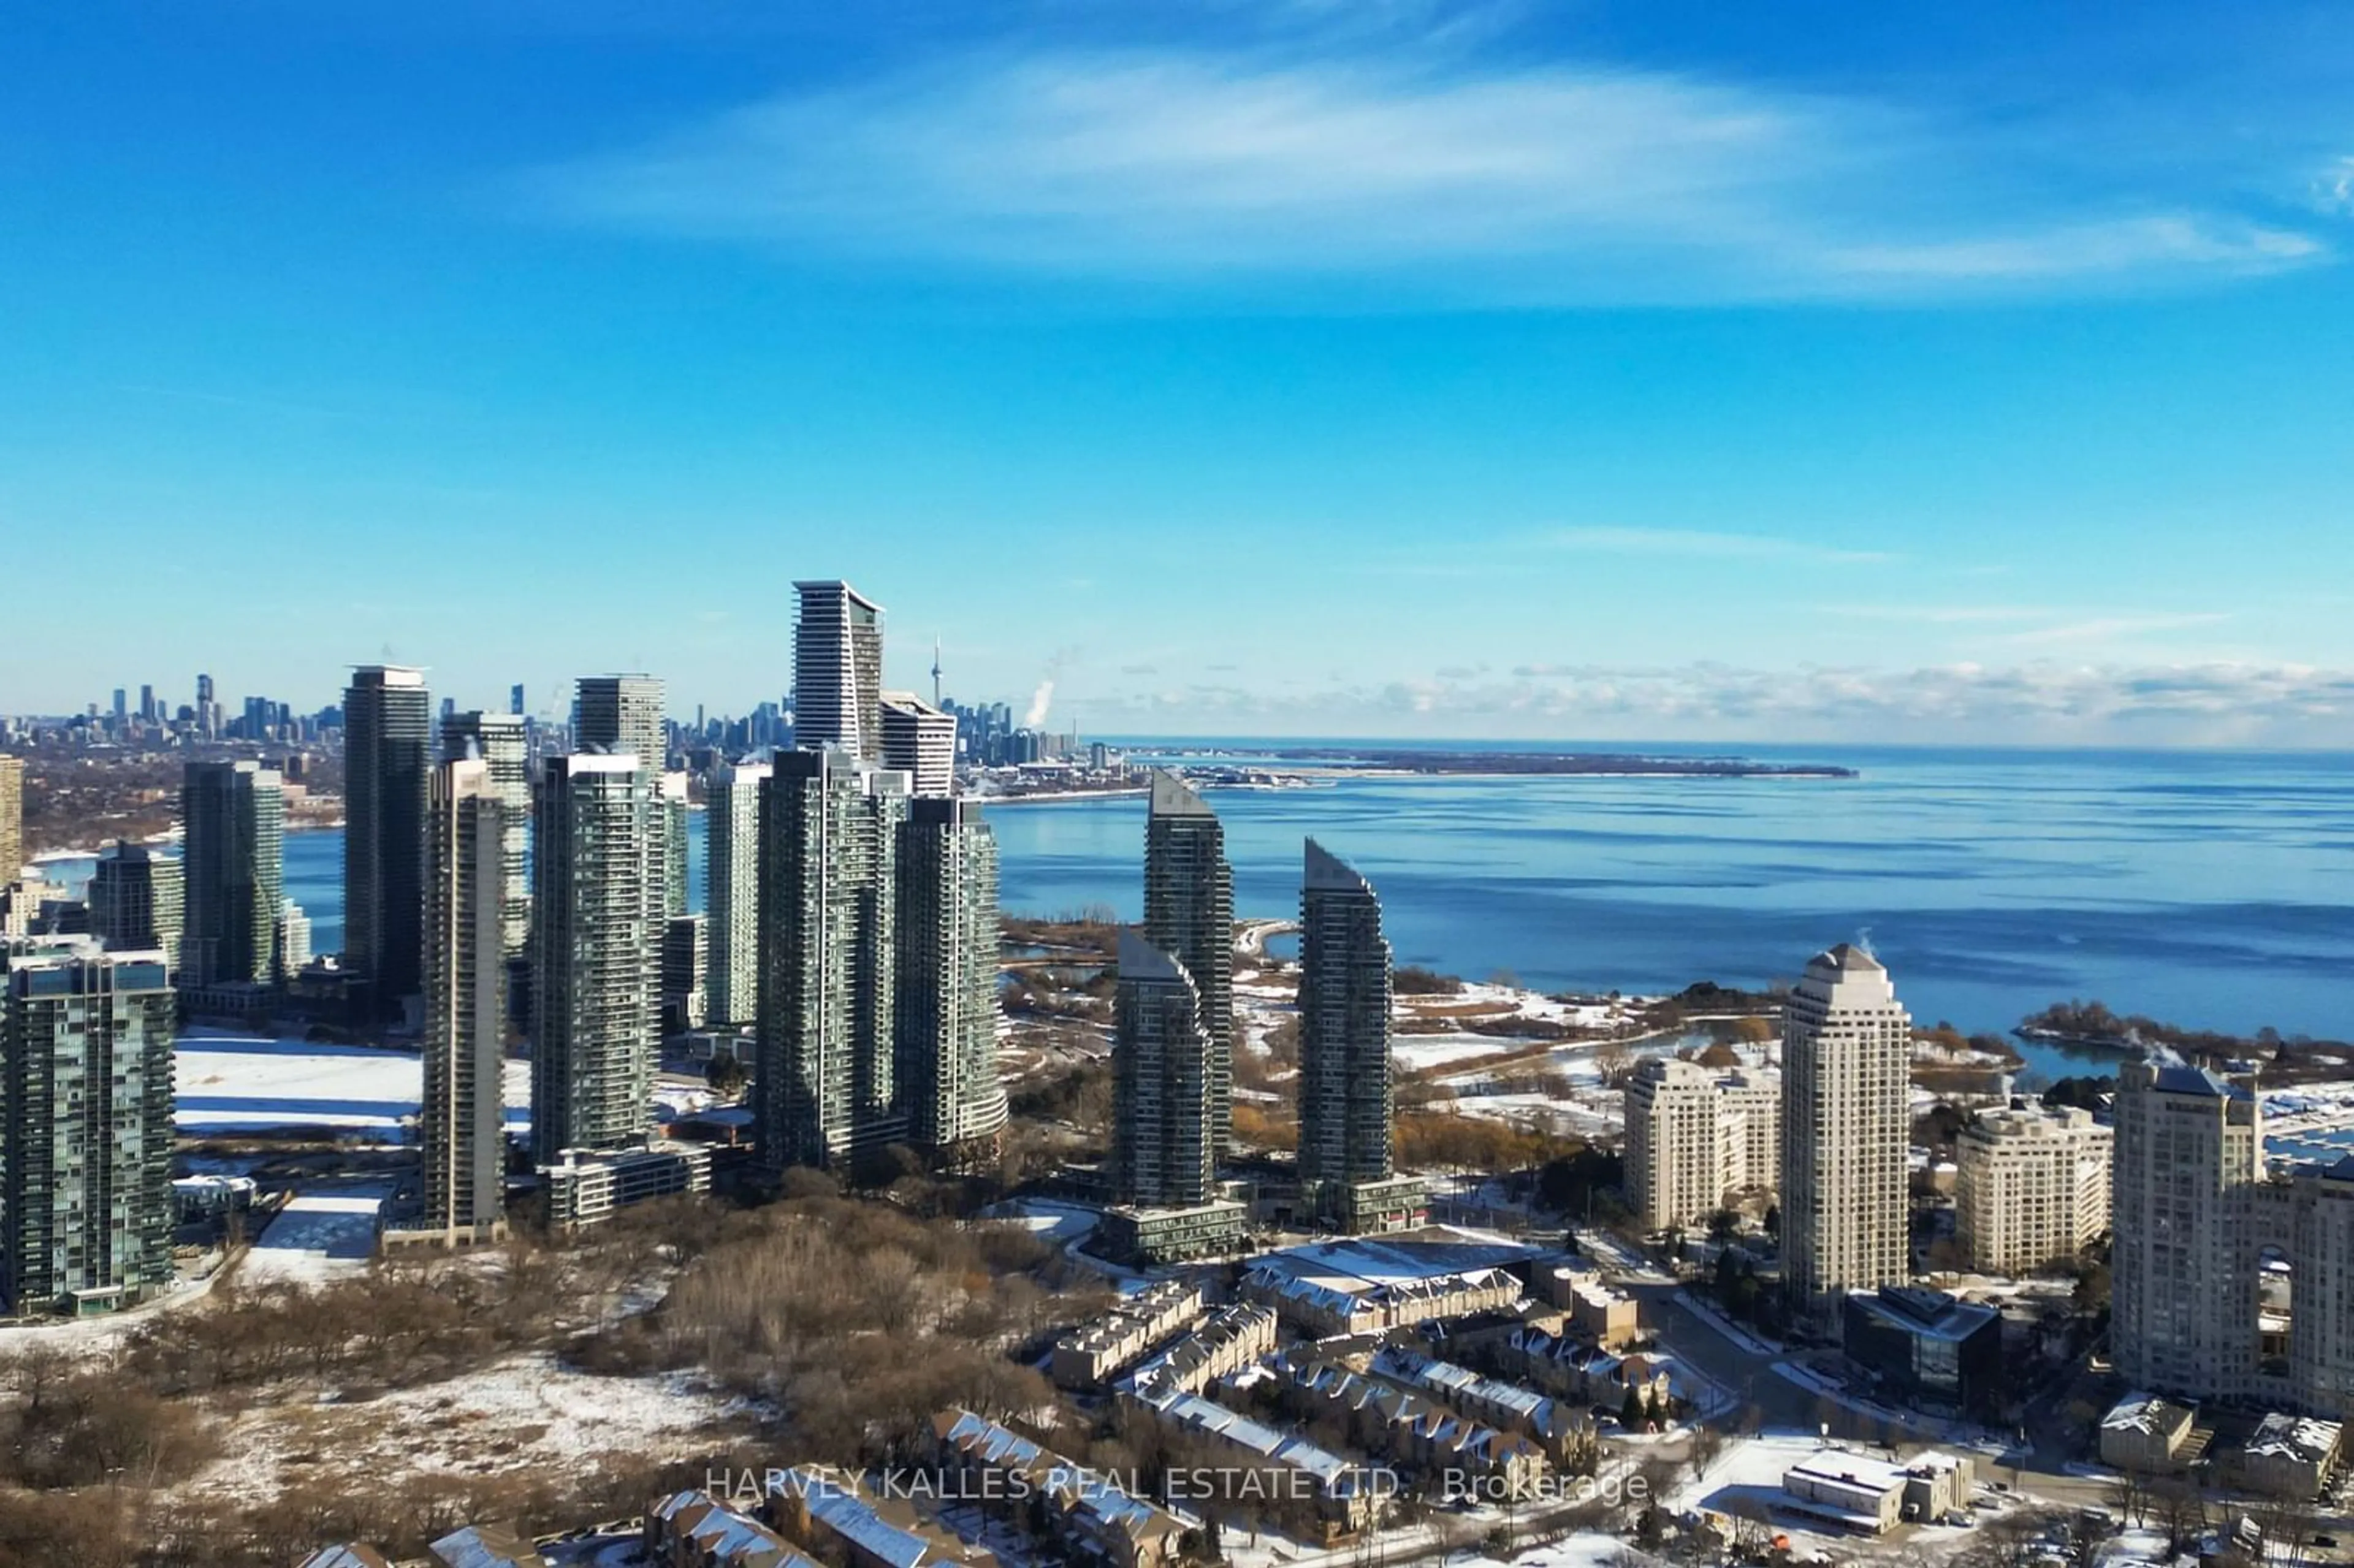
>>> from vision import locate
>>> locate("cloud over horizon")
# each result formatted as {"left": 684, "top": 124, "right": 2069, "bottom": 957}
{"left": 1081, "top": 659, "right": 2354, "bottom": 747}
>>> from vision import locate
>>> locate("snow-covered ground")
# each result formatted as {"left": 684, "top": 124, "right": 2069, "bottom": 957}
{"left": 241, "top": 1184, "right": 393, "bottom": 1284}
{"left": 177, "top": 1351, "right": 755, "bottom": 1502}
{"left": 983, "top": 1197, "right": 1103, "bottom": 1248}
{"left": 172, "top": 1029, "right": 536, "bottom": 1141}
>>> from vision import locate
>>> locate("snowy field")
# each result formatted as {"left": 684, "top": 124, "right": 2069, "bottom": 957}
{"left": 173, "top": 1028, "right": 535, "bottom": 1140}
{"left": 177, "top": 1350, "right": 754, "bottom": 1502}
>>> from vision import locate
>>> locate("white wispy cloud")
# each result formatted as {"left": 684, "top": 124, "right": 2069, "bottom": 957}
{"left": 530, "top": 45, "right": 2327, "bottom": 302}
{"left": 1086, "top": 661, "right": 2354, "bottom": 744}
{"left": 1548, "top": 527, "right": 1893, "bottom": 564}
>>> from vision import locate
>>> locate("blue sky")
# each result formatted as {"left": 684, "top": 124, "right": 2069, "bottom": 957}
{"left": 6, "top": 1, "right": 2353, "bottom": 744}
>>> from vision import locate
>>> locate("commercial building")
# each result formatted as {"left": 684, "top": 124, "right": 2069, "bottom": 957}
{"left": 343, "top": 665, "right": 432, "bottom": 1016}
{"left": 894, "top": 797, "right": 1006, "bottom": 1152}
{"left": 1297, "top": 840, "right": 1401, "bottom": 1230}
{"left": 419, "top": 758, "right": 510, "bottom": 1242}
{"left": 755, "top": 749, "right": 908, "bottom": 1171}
{"left": 2111, "top": 1059, "right": 2264, "bottom": 1406}
{"left": 1143, "top": 773, "right": 1232, "bottom": 1157}
{"left": 1778, "top": 1450, "right": 1976, "bottom": 1536}
{"left": 1624, "top": 1057, "right": 1781, "bottom": 1233}
{"left": 793, "top": 581, "right": 885, "bottom": 762}
{"left": 706, "top": 759, "right": 770, "bottom": 1027}
{"left": 880, "top": 692, "right": 957, "bottom": 798}
{"left": 86, "top": 839, "right": 183, "bottom": 978}
{"left": 440, "top": 711, "right": 531, "bottom": 960}
{"left": 1955, "top": 1102, "right": 2112, "bottom": 1275}
{"left": 1111, "top": 929, "right": 1216, "bottom": 1209}
{"left": 2, "top": 940, "right": 175, "bottom": 1314}
{"left": 1780, "top": 944, "right": 1911, "bottom": 1328}
{"left": 180, "top": 759, "right": 284, "bottom": 986}
{"left": 531, "top": 753, "right": 661, "bottom": 1164}
{"left": 1840, "top": 1286, "right": 2003, "bottom": 1414}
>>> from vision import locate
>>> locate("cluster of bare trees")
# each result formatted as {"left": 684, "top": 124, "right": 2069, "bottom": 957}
{"left": 589, "top": 1190, "right": 1104, "bottom": 1467}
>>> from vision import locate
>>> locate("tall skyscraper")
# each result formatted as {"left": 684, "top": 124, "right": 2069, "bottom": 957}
{"left": 1780, "top": 943, "right": 1911, "bottom": 1327}
{"left": 755, "top": 750, "right": 908, "bottom": 1171}
{"left": 276, "top": 900, "right": 311, "bottom": 977}
{"left": 180, "top": 761, "right": 284, "bottom": 986}
{"left": 574, "top": 674, "right": 666, "bottom": 771}
{"left": 196, "top": 672, "right": 216, "bottom": 739}
{"left": 1296, "top": 840, "right": 1393, "bottom": 1193}
{"left": 793, "top": 581, "right": 885, "bottom": 761}
{"left": 2, "top": 939, "right": 175, "bottom": 1314}
{"left": 531, "top": 754, "right": 661, "bottom": 1163}
{"left": 88, "top": 840, "right": 185, "bottom": 978}
{"left": 138, "top": 684, "right": 156, "bottom": 725}
{"left": 509, "top": 683, "right": 525, "bottom": 717}
{"left": 1111, "top": 930, "right": 1216, "bottom": 1209}
{"left": 880, "top": 693, "right": 957, "bottom": 797}
{"left": 1626, "top": 1058, "right": 1782, "bottom": 1233}
{"left": 1143, "top": 772, "right": 1233, "bottom": 1157}
{"left": 661, "top": 772, "right": 691, "bottom": 919}
{"left": 895, "top": 797, "right": 1005, "bottom": 1152}
{"left": 2111, "top": 1058, "right": 2264, "bottom": 1403}
{"left": 440, "top": 711, "right": 531, "bottom": 959}
{"left": 423, "top": 758, "right": 509, "bottom": 1236}
{"left": 706, "top": 759, "right": 770, "bottom": 1026}
{"left": 343, "top": 665, "right": 432, "bottom": 1013}
{"left": 0, "top": 752, "right": 21, "bottom": 885}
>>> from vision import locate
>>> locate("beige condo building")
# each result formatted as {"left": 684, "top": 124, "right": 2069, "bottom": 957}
{"left": 1956, "top": 1103, "right": 2112, "bottom": 1276}
{"left": 1624, "top": 1056, "right": 1780, "bottom": 1232}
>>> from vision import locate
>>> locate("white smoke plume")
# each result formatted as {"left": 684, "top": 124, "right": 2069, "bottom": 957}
{"left": 1024, "top": 680, "right": 1054, "bottom": 729}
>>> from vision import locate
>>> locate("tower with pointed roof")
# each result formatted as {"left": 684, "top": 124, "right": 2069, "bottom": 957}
{"left": 1780, "top": 942, "right": 1911, "bottom": 1326}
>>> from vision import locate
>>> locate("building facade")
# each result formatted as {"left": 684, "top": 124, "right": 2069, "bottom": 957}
{"left": 180, "top": 759, "right": 284, "bottom": 986}
{"left": 756, "top": 749, "right": 908, "bottom": 1171}
{"left": 574, "top": 674, "right": 666, "bottom": 772}
{"left": 1780, "top": 943, "right": 1911, "bottom": 1327}
{"left": 1143, "top": 772, "right": 1233, "bottom": 1158}
{"left": 343, "top": 665, "right": 432, "bottom": 1013}
{"left": 1955, "top": 1103, "right": 2112, "bottom": 1276}
{"left": 894, "top": 797, "right": 1006, "bottom": 1153}
{"left": 440, "top": 710, "right": 531, "bottom": 959}
{"left": 1624, "top": 1057, "right": 1781, "bottom": 1233}
{"left": 2112, "top": 1059, "right": 2267, "bottom": 1404}
{"left": 87, "top": 839, "right": 183, "bottom": 978}
{"left": 706, "top": 759, "right": 769, "bottom": 1026}
{"left": 1296, "top": 839, "right": 1395, "bottom": 1211}
{"left": 1111, "top": 929, "right": 1216, "bottom": 1209}
{"left": 2, "top": 940, "right": 175, "bottom": 1314}
{"left": 530, "top": 753, "right": 661, "bottom": 1163}
{"left": 422, "top": 758, "right": 509, "bottom": 1238}
{"left": 880, "top": 693, "right": 957, "bottom": 797}
{"left": 793, "top": 581, "right": 885, "bottom": 761}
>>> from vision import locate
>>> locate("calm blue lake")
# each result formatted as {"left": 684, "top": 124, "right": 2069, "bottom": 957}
{"left": 50, "top": 744, "right": 2354, "bottom": 1086}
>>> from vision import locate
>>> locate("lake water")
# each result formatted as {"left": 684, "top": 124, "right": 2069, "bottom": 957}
{"left": 47, "top": 745, "right": 2354, "bottom": 1086}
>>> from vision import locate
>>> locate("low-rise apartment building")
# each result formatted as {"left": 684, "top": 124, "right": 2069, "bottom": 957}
{"left": 1124, "top": 1303, "right": 1278, "bottom": 1399}
{"left": 1052, "top": 1279, "right": 1208, "bottom": 1390}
